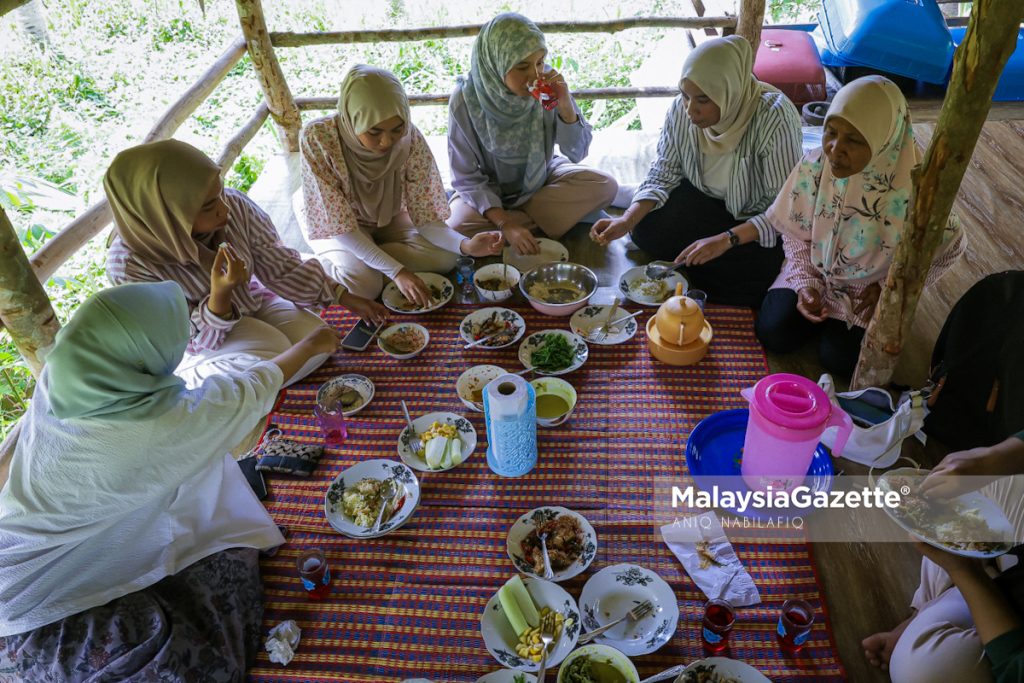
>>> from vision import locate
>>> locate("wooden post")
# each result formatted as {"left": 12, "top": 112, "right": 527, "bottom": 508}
{"left": 736, "top": 0, "right": 766, "bottom": 60}
{"left": 852, "top": 0, "right": 1024, "bottom": 390}
{"left": 0, "top": 207, "right": 60, "bottom": 376}
{"left": 235, "top": 0, "right": 302, "bottom": 151}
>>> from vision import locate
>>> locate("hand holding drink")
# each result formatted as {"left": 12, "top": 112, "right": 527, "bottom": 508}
{"left": 529, "top": 74, "right": 559, "bottom": 110}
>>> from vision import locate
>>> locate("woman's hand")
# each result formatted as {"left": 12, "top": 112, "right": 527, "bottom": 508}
{"left": 912, "top": 539, "right": 983, "bottom": 579}
{"left": 461, "top": 231, "right": 504, "bottom": 257}
{"left": 301, "top": 326, "right": 342, "bottom": 357}
{"left": 796, "top": 287, "right": 828, "bottom": 323}
{"left": 676, "top": 234, "right": 731, "bottom": 266}
{"left": 919, "top": 437, "right": 1024, "bottom": 498}
{"left": 854, "top": 282, "right": 883, "bottom": 318}
{"left": 544, "top": 67, "right": 577, "bottom": 123}
{"left": 393, "top": 269, "right": 434, "bottom": 308}
{"left": 337, "top": 291, "right": 388, "bottom": 326}
{"left": 208, "top": 244, "right": 249, "bottom": 317}
{"left": 502, "top": 221, "right": 540, "bottom": 256}
{"left": 589, "top": 216, "right": 633, "bottom": 246}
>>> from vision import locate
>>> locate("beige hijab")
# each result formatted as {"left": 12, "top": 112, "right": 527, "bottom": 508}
{"left": 103, "top": 139, "right": 223, "bottom": 270}
{"left": 336, "top": 65, "right": 412, "bottom": 227}
{"left": 680, "top": 36, "right": 774, "bottom": 155}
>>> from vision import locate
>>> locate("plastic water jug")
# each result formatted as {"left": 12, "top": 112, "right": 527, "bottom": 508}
{"left": 740, "top": 373, "right": 852, "bottom": 492}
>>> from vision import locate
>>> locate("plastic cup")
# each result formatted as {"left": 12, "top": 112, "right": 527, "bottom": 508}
{"left": 296, "top": 548, "right": 332, "bottom": 600}
{"left": 777, "top": 599, "right": 815, "bottom": 653}
{"left": 314, "top": 405, "right": 348, "bottom": 446}
{"left": 688, "top": 289, "right": 708, "bottom": 312}
{"left": 702, "top": 598, "right": 736, "bottom": 654}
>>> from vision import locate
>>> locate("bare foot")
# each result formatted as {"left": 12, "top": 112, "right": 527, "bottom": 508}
{"left": 862, "top": 615, "right": 913, "bottom": 671}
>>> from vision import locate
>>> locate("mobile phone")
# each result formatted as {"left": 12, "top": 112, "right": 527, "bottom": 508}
{"left": 237, "top": 456, "right": 268, "bottom": 500}
{"left": 341, "top": 318, "right": 383, "bottom": 351}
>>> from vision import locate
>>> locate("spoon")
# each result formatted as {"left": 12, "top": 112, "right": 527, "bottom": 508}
{"left": 644, "top": 260, "right": 686, "bottom": 280}
{"left": 400, "top": 400, "right": 422, "bottom": 456}
{"left": 371, "top": 478, "right": 400, "bottom": 534}
{"left": 639, "top": 664, "right": 686, "bottom": 683}
{"left": 539, "top": 532, "right": 555, "bottom": 580}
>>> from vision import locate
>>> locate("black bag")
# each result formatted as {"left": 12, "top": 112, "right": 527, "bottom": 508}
{"left": 922, "top": 271, "right": 1024, "bottom": 451}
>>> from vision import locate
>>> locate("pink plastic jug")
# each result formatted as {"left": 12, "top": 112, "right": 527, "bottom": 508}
{"left": 740, "top": 373, "right": 852, "bottom": 492}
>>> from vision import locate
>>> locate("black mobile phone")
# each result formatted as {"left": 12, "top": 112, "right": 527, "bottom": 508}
{"left": 341, "top": 318, "right": 383, "bottom": 351}
{"left": 237, "top": 456, "right": 268, "bottom": 500}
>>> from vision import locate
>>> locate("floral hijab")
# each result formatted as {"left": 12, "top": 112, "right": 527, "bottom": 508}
{"left": 458, "top": 13, "right": 549, "bottom": 197}
{"left": 768, "top": 76, "right": 920, "bottom": 285}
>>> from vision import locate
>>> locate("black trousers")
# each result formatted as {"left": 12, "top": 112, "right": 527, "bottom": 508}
{"left": 755, "top": 288, "right": 866, "bottom": 378}
{"left": 630, "top": 179, "right": 784, "bottom": 308}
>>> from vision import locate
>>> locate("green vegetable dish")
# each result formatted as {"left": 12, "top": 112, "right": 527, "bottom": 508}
{"left": 561, "top": 655, "right": 629, "bottom": 683}
{"left": 530, "top": 334, "right": 574, "bottom": 373}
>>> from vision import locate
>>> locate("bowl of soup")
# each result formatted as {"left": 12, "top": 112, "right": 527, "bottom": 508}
{"left": 520, "top": 262, "right": 598, "bottom": 317}
{"left": 530, "top": 377, "right": 578, "bottom": 427}
{"left": 557, "top": 644, "right": 638, "bottom": 683}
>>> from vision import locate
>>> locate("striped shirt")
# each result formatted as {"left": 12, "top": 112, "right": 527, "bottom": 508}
{"left": 107, "top": 189, "right": 335, "bottom": 352}
{"left": 633, "top": 90, "right": 803, "bottom": 247}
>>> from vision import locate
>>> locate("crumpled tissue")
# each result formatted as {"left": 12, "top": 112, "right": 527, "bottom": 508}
{"left": 661, "top": 511, "right": 761, "bottom": 607}
{"left": 265, "top": 620, "right": 301, "bottom": 666}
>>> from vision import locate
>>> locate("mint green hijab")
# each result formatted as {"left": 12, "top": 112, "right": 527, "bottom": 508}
{"left": 45, "top": 282, "right": 189, "bottom": 420}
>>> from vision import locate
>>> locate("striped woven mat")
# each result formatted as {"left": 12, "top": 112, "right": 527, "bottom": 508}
{"left": 249, "top": 303, "right": 846, "bottom": 682}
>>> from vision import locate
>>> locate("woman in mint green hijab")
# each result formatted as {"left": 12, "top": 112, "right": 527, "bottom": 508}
{"left": 0, "top": 282, "right": 339, "bottom": 679}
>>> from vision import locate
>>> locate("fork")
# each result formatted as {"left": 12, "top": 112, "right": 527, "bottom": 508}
{"left": 578, "top": 599, "right": 654, "bottom": 644}
{"left": 536, "top": 611, "right": 557, "bottom": 682}
{"left": 586, "top": 310, "right": 643, "bottom": 342}
{"left": 595, "top": 297, "right": 621, "bottom": 342}
{"left": 400, "top": 400, "right": 422, "bottom": 456}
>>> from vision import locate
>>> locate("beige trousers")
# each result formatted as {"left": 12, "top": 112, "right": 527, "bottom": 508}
{"left": 177, "top": 294, "right": 329, "bottom": 389}
{"left": 447, "top": 164, "right": 618, "bottom": 239}
{"left": 889, "top": 474, "right": 1024, "bottom": 683}
{"left": 310, "top": 213, "right": 460, "bottom": 300}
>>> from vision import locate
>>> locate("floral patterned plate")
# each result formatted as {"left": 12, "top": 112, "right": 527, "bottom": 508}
{"left": 578, "top": 563, "right": 679, "bottom": 656}
{"left": 618, "top": 266, "right": 687, "bottom": 307}
{"left": 381, "top": 271, "right": 454, "bottom": 314}
{"left": 480, "top": 576, "right": 581, "bottom": 672}
{"left": 475, "top": 671, "right": 538, "bottom": 683}
{"left": 569, "top": 305, "right": 639, "bottom": 345}
{"left": 460, "top": 307, "right": 527, "bottom": 349}
{"left": 517, "top": 330, "right": 588, "bottom": 376}
{"left": 397, "top": 411, "right": 477, "bottom": 472}
{"left": 503, "top": 238, "right": 569, "bottom": 273}
{"left": 323, "top": 459, "right": 420, "bottom": 539}
{"left": 506, "top": 506, "right": 598, "bottom": 582}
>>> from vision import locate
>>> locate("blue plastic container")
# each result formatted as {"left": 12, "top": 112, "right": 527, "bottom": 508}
{"left": 818, "top": 0, "right": 954, "bottom": 84}
{"left": 949, "top": 27, "right": 1024, "bottom": 101}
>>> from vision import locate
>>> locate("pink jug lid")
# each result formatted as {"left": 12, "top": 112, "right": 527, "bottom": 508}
{"left": 749, "top": 373, "right": 833, "bottom": 431}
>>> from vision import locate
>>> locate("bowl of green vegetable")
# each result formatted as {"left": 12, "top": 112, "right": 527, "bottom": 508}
{"left": 518, "top": 330, "right": 589, "bottom": 376}
{"left": 556, "top": 644, "right": 638, "bottom": 683}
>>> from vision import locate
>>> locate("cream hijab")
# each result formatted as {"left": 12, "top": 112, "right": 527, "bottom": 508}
{"left": 336, "top": 64, "right": 412, "bottom": 227}
{"left": 104, "top": 139, "right": 223, "bottom": 270}
{"left": 680, "top": 36, "right": 774, "bottom": 155}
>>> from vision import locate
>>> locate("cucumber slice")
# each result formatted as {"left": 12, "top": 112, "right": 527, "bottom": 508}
{"left": 424, "top": 437, "right": 446, "bottom": 469}
{"left": 500, "top": 575, "right": 539, "bottom": 637}
{"left": 449, "top": 435, "right": 464, "bottom": 466}
{"left": 498, "top": 581, "right": 528, "bottom": 637}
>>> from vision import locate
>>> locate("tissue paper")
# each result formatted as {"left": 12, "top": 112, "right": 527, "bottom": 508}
{"left": 661, "top": 512, "right": 761, "bottom": 607}
{"left": 265, "top": 619, "right": 301, "bottom": 666}
{"left": 483, "top": 374, "right": 537, "bottom": 477}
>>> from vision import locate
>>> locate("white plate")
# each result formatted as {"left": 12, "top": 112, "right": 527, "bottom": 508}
{"left": 480, "top": 576, "right": 581, "bottom": 672}
{"left": 397, "top": 411, "right": 477, "bottom": 472}
{"left": 617, "top": 266, "right": 687, "bottom": 307}
{"left": 579, "top": 563, "right": 679, "bottom": 656}
{"left": 518, "top": 330, "right": 588, "bottom": 376}
{"left": 324, "top": 459, "right": 420, "bottom": 539}
{"left": 678, "top": 657, "right": 772, "bottom": 682}
{"left": 569, "top": 305, "right": 638, "bottom": 345}
{"left": 460, "top": 307, "right": 527, "bottom": 350}
{"left": 381, "top": 272, "right": 454, "bottom": 314}
{"left": 503, "top": 238, "right": 570, "bottom": 273}
{"left": 377, "top": 322, "right": 430, "bottom": 360}
{"left": 879, "top": 467, "right": 1015, "bottom": 558}
{"left": 506, "top": 506, "right": 598, "bottom": 582}
{"left": 476, "top": 672, "right": 538, "bottom": 683}
{"left": 456, "top": 364, "right": 505, "bottom": 413}
{"left": 316, "top": 374, "right": 374, "bottom": 417}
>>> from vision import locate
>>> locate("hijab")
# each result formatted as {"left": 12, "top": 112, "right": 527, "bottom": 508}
{"left": 104, "top": 139, "right": 223, "bottom": 271}
{"left": 459, "top": 12, "right": 549, "bottom": 197}
{"left": 680, "top": 35, "right": 775, "bottom": 155}
{"left": 768, "top": 76, "right": 919, "bottom": 285}
{"left": 45, "top": 281, "right": 189, "bottom": 421}
{"left": 336, "top": 64, "right": 413, "bottom": 227}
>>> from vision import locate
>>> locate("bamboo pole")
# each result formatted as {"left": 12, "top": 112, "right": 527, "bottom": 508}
{"left": 852, "top": 0, "right": 1024, "bottom": 390}
{"left": 235, "top": 0, "right": 302, "bottom": 151}
{"left": 270, "top": 16, "right": 739, "bottom": 47}
{"left": 0, "top": 207, "right": 60, "bottom": 376}
{"left": 736, "top": 0, "right": 766, "bottom": 60}
{"left": 216, "top": 103, "right": 270, "bottom": 172}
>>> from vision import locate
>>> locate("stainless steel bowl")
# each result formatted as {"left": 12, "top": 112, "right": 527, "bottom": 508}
{"left": 519, "top": 262, "right": 598, "bottom": 316}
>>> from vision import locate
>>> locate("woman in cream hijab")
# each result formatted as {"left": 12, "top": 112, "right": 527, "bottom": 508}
{"left": 591, "top": 35, "right": 804, "bottom": 307}
{"left": 301, "top": 64, "right": 503, "bottom": 305}
{"left": 104, "top": 139, "right": 386, "bottom": 387}
{"left": 756, "top": 76, "right": 964, "bottom": 376}
{"left": 0, "top": 282, "right": 339, "bottom": 680}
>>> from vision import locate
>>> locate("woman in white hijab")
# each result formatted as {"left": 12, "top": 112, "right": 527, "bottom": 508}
{"left": 301, "top": 64, "right": 503, "bottom": 305}
{"left": 447, "top": 12, "right": 618, "bottom": 255}
{"left": 591, "top": 35, "right": 804, "bottom": 307}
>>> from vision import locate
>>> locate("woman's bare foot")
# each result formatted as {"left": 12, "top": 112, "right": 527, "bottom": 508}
{"left": 862, "top": 615, "right": 913, "bottom": 671}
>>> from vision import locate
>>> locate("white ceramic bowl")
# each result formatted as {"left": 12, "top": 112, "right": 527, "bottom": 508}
{"left": 506, "top": 506, "right": 598, "bottom": 581}
{"left": 456, "top": 364, "right": 505, "bottom": 412}
{"left": 556, "top": 644, "right": 639, "bottom": 683}
{"left": 520, "top": 262, "right": 598, "bottom": 317}
{"left": 397, "top": 411, "right": 477, "bottom": 472}
{"left": 579, "top": 563, "right": 679, "bottom": 656}
{"left": 518, "top": 330, "right": 589, "bottom": 376}
{"left": 474, "top": 264, "right": 522, "bottom": 303}
{"left": 617, "top": 266, "right": 687, "bottom": 307}
{"left": 529, "top": 377, "right": 578, "bottom": 427}
{"left": 459, "top": 308, "right": 526, "bottom": 350}
{"left": 381, "top": 271, "right": 454, "bottom": 314}
{"left": 323, "top": 459, "right": 420, "bottom": 539}
{"left": 377, "top": 322, "right": 430, "bottom": 360}
{"left": 316, "top": 374, "right": 374, "bottom": 417}
{"left": 679, "top": 658, "right": 772, "bottom": 682}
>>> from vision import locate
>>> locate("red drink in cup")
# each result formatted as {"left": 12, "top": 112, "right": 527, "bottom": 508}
{"left": 529, "top": 77, "right": 559, "bottom": 110}
{"left": 297, "top": 549, "right": 332, "bottom": 600}
{"left": 702, "top": 599, "right": 736, "bottom": 654}
{"left": 777, "top": 599, "right": 814, "bottom": 653}
{"left": 314, "top": 405, "right": 348, "bottom": 446}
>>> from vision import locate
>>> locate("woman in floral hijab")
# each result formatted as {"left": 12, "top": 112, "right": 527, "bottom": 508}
{"left": 756, "top": 76, "right": 965, "bottom": 376}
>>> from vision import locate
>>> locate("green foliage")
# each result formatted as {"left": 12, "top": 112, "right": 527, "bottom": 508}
{"left": 226, "top": 154, "right": 266, "bottom": 193}
{"left": 768, "top": 0, "right": 822, "bottom": 23}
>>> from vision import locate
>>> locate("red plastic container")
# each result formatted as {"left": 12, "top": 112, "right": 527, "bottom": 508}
{"left": 754, "top": 29, "right": 827, "bottom": 107}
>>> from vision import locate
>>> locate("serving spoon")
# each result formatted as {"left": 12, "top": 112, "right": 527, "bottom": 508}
{"left": 644, "top": 260, "right": 686, "bottom": 280}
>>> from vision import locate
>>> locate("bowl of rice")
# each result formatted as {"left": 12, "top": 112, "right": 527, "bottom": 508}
{"left": 377, "top": 322, "right": 430, "bottom": 360}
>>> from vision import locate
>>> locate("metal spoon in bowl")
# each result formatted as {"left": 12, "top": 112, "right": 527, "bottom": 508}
{"left": 644, "top": 260, "right": 686, "bottom": 280}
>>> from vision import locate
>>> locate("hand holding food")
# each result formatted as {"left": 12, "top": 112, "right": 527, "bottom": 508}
{"left": 676, "top": 234, "right": 731, "bottom": 266}
{"left": 503, "top": 222, "right": 541, "bottom": 256}
{"left": 394, "top": 269, "right": 434, "bottom": 309}
{"left": 463, "top": 230, "right": 505, "bottom": 257}
{"left": 589, "top": 216, "right": 633, "bottom": 246}
{"left": 337, "top": 290, "right": 388, "bottom": 326}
